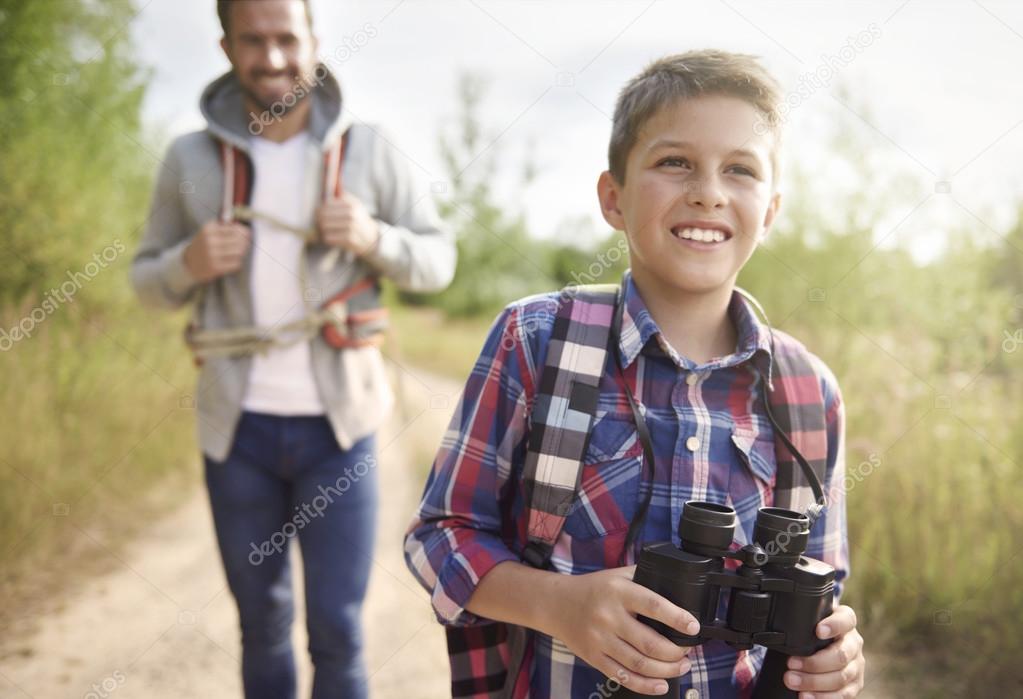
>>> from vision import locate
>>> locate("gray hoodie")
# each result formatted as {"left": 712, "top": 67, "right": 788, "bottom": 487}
{"left": 130, "top": 65, "right": 456, "bottom": 461}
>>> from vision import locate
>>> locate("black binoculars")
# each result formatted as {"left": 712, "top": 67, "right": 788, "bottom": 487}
{"left": 612, "top": 500, "right": 835, "bottom": 698}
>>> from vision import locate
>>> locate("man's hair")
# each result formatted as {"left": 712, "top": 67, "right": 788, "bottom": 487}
{"left": 217, "top": 0, "right": 314, "bottom": 37}
{"left": 608, "top": 49, "right": 784, "bottom": 186}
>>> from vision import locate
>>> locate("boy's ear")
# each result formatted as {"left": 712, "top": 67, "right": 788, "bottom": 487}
{"left": 759, "top": 190, "right": 782, "bottom": 242}
{"left": 597, "top": 170, "right": 626, "bottom": 231}
{"left": 220, "top": 35, "right": 232, "bottom": 63}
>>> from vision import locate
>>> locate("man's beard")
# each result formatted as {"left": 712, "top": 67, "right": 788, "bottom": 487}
{"left": 241, "top": 71, "right": 315, "bottom": 116}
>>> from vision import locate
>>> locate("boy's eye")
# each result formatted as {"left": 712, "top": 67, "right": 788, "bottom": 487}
{"left": 656, "top": 158, "right": 757, "bottom": 178}
{"left": 657, "top": 157, "right": 690, "bottom": 168}
{"left": 728, "top": 165, "right": 756, "bottom": 177}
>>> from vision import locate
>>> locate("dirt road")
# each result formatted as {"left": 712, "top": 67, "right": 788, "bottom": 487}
{"left": 0, "top": 367, "right": 458, "bottom": 699}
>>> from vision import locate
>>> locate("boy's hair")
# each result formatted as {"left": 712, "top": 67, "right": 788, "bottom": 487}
{"left": 217, "top": 0, "right": 314, "bottom": 37}
{"left": 608, "top": 49, "right": 784, "bottom": 186}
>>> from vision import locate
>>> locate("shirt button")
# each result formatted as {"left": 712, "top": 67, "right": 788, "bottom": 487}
{"left": 686, "top": 436, "right": 701, "bottom": 452}
{"left": 686, "top": 372, "right": 700, "bottom": 386}
{"left": 685, "top": 690, "right": 700, "bottom": 699}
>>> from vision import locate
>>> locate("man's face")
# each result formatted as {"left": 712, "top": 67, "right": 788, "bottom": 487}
{"left": 220, "top": 0, "right": 319, "bottom": 113}
{"left": 598, "top": 94, "right": 781, "bottom": 300}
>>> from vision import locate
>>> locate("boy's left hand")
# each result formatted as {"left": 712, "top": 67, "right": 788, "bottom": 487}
{"left": 784, "top": 604, "right": 865, "bottom": 698}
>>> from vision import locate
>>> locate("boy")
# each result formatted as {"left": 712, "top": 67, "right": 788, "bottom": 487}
{"left": 405, "top": 50, "right": 863, "bottom": 698}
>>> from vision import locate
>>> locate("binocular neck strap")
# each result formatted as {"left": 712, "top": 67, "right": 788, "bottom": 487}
{"left": 734, "top": 288, "right": 828, "bottom": 523}
{"left": 612, "top": 285, "right": 657, "bottom": 565}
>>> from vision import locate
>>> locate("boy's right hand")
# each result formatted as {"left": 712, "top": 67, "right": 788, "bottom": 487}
{"left": 547, "top": 565, "right": 698, "bottom": 696}
{"left": 183, "top": 220, "right": 251, "bottom": 283}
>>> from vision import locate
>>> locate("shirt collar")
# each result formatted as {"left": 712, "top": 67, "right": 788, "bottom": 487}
{"left": 616, "top": 270, "right": 774, "bottom": 373}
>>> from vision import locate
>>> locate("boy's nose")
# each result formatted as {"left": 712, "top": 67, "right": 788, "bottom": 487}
{"left": 683, "top": 175, "right": 727, "bottom": 209}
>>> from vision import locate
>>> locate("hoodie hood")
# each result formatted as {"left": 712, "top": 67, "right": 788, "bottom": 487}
{"left": 199, "top": 62, "right": 353, "bottom": 151}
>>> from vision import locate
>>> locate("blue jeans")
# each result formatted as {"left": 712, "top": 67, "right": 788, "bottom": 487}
{"left": 204, "top": 412, "right": 378, "bottom": 699}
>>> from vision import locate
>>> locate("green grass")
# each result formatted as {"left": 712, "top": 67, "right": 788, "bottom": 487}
{"left": 0, "top": 299, "right": 199, "bottom": 612}
{"left": 387, "top": 301, "right": 492, "bottom": 383}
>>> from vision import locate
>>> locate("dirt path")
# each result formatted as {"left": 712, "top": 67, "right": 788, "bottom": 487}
{"left": 0, "top": 366, "right": 460, "bottom": 699}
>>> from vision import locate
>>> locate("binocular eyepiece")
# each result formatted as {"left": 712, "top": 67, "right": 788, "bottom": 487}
{"left": 612, "top": 501, "right": 836, "bottom": 699}
{"left": 679, "top": 501, "right": 811, "bottom": 566}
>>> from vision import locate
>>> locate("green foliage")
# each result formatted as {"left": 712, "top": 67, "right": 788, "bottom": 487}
{"left": 401, "top": 74, "right": 624, "bottom": 318}
{"left": 0, "top": 0, "right": 197, "bottom": 590}
{"left": 0, "top": 0, "right": 151, "bottom": 312}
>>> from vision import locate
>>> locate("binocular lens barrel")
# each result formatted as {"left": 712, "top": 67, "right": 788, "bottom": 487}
{"left": 677, "top": 501, "right": 736, "bottom": 555}
{"left": 753, "top": 507, "right": 810, "bottom": 564}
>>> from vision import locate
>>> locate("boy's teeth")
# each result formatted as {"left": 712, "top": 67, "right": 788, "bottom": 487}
{"left": 674, "top": 227, "right": 726, "bottom": 243}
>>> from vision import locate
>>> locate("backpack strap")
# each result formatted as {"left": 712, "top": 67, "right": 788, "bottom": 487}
{"left": 519, "top": 283, "right": 619, "bottom": 569}
{"left": 219, "top": 140, "right": 254, "bottom": 223}
{"left": 186, "top": 131, "right": 389, "bottom": 362}
{"left": 496, "top": 283, "right": 617, "bottom": 699}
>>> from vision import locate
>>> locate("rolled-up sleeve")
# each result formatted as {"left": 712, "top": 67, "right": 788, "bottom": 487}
{"left": 404, "top": 303, "right": 536, "bottom": 626}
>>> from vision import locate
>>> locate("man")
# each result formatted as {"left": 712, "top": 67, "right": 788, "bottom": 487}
{"left": 130, "top": 1, "right": 455, "bottom": 697}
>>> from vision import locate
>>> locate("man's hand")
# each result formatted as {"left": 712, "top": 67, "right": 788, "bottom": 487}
{"left": 547, "top": 565, "right": 697, "bottom": 696}
{"left": 183, "top": 220, "right": 251, "bottom": 283}
{"left": 316, "top": 192, "right": 380, "bottom": 256}
{"left": 785, "top": 605, "right": 865, "bottom": 698}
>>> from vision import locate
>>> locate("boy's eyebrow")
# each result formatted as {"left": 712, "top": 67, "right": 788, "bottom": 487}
{"left": 647, "top": 139, "right": 764, "bottom": 162}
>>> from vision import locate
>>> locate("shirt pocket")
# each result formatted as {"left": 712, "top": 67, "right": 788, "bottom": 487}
{"left": 730, "top": 425, "right": 777, "bottom": 492}
{"left": 561, "top": 412, "right": 643, "bottom": 540}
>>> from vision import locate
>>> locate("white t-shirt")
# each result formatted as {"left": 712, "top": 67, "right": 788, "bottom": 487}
{"left": 241, "top": 131, "right": 325, "bottom": 415}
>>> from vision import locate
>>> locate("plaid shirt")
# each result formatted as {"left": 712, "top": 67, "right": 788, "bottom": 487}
{"left": 405, "top": 274, "right": 849, "bottom": 698}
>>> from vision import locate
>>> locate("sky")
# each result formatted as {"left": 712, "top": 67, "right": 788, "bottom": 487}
{"left": 131, "top": 0, "right": 1023, "bottom": 262}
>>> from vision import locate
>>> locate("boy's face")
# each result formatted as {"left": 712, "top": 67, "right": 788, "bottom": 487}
{"left": 598, "top": 94, "right": 780, "bottom": 301}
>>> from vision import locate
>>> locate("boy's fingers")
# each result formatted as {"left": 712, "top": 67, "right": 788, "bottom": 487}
{"left": 784, "top": 655, "right": 864, "bottom": 693}
{"left": 628, "top": 586, "right": 700, "bottom": 637}
{"left": 816, "top": 605, "right": 857, "bottom": 639}
{"left": 611, "top": 637, "right": 691, "bottom": 680}
{"left": 621, "top": 617, "right": 690, "bottom": 663}
{"left": 792, "top": 629, "right": 862, "bottom": 673}
{"left": 597, "top": 654, "right": 669, "bottom": 696}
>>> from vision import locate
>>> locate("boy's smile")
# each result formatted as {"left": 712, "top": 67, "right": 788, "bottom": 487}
{"left": 598, "top": 94, "right": 780, "bottom": 303}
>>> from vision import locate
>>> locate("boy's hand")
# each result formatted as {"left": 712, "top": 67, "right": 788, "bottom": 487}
{"left": 547, "top": 565, "right": 698, "bottom": 696}
{"left": 316, "top": 192, "right": 380, "bottom": 256}
{"left": 784, "top": 605, "right": 865, "bottom": 698}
